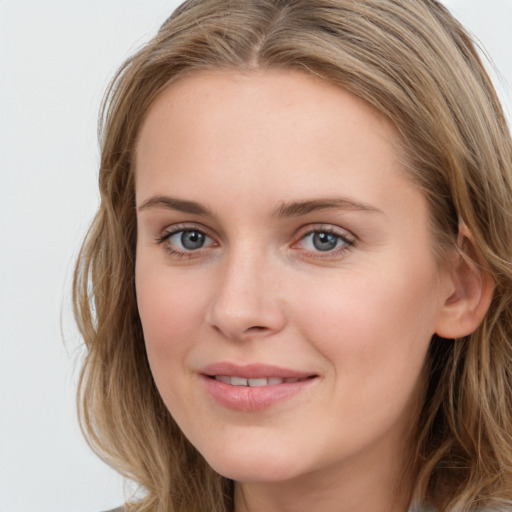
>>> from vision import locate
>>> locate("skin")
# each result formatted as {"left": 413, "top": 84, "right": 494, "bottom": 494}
{"left": 134, "top": 69, "right": 458, "bottom": 512}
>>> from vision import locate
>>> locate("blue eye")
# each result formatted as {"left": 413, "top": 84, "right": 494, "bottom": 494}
{"left": 300, "top": 230, "right": 352, "bottom": 252}
{"left": 172, "top": 230, "right": 207, "bottom": 250}
{"left": 159, "top": 228, "right": 214, "bottom": 253}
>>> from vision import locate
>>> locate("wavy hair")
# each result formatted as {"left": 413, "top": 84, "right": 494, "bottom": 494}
{"left": 73, "top": 1, "right": 512, "bottom": 510}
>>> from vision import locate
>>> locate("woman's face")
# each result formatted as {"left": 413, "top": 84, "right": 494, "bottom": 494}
{"left": 135, "top": 70, "right": 454, "bottom": 488}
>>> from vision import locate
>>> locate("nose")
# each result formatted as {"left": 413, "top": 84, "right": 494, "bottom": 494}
{"left": 205, "top": 249, "right": 287, "bottom": 341}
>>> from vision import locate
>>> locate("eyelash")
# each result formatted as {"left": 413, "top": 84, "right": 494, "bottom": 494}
{"left": 294, "top": 228, "right": 355, "bottom": 258}
{"left": 156, "top": 225, "right": 216, "bottom": 259}
{"left": 156, "top": 224, "right": 356, "bottom": 260}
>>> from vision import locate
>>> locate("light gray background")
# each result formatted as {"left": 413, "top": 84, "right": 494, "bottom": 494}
{"left": 0, "top": 1, "right": 510, "bottom": 511}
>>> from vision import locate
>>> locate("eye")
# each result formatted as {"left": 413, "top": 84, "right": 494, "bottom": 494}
{"left": 303, "top": 231, "right": 343, "bottom": 251}
{"left": 171, "top": 230, "right": 208, "bottom": 250}
{"left": 157, "top": 227, "right": 216, "bottom": 256}
{"left": 294, "top": 227, "right": 355, "bottom": 255}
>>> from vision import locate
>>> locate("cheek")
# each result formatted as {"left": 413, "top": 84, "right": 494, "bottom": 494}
{"left": 135, "top": 263, "right": 206, "bottom": 368}
{"left": 135, "top": 262, "right": 215, "bottom": 430}
{"left": 291, "top": 258, "right": 439, "bottom": 397}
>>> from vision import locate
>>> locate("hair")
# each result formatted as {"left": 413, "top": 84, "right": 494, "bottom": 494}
{"left": 73, "top": 1, "right": 512, "bottom": 511}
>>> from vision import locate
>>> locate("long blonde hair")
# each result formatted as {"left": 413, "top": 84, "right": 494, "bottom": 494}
{"left": 73, "top": 1, "right": 512, "bottom": 510}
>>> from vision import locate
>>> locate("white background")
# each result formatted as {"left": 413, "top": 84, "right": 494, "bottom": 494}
{"left": 0, "top": 1, "right": 511, "bottom": 511}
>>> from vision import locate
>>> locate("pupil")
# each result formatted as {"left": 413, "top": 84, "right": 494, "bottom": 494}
{"left": 313, "top": 232, "right": 338, "bottom": 251}
{"left": 181, "top": 231, "right": 204, "bottom": 250}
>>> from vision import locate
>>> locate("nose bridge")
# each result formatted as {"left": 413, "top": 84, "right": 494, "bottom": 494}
{"left": 206, "top": 243, "right": 285, "bottom": 339}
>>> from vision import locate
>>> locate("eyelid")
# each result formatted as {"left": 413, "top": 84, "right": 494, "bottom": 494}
{"left": 291, "top": 224, "right": 356, "bottom": 255}
{"left": 294, "top": 223, "right": 355, "bottom": 242}
{"left": 157, "top": 222, "right": 216, "bottom": 241}
{"left": 156, "top": 223, "right": 218, "bottom": 257}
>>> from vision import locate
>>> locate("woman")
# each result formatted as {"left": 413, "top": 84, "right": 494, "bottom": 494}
{"left": 74, "top": 1, "right": 512, "bottom": 510}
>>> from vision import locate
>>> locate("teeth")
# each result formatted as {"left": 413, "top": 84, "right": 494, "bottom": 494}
{"left": 231, "top": 377, "right": 248, "bottom": 386}
{"left": 247, "top": 378, "right": 267, "bottom": 387}
{"left": 214, "top": 376, "right": 303, "bottom": 386}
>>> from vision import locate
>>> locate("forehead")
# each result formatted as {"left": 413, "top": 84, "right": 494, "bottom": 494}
{"left": 135, "top": 69, "right": 409, "bottom": 197}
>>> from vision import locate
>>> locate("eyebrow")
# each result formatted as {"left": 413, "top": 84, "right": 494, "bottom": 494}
{"left": 272, "top": 197, "right": 383, "bottom": 217}
{"left": 137, "top": 195, "right": 214, "bottom": 216}
{"left": 137, "top": 195, "right": 383, "bottom": 218}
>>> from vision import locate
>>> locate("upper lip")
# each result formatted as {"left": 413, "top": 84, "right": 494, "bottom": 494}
{"left": 200, "top": 362, "right": 316, "bottom": 379}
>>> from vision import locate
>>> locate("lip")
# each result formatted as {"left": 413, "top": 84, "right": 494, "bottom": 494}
{"left": 199, "top": 362, "right": 318, "bottom": 411}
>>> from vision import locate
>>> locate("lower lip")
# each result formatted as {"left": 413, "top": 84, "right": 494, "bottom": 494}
{"left": 201, "top": 376, "right": 317, "bottom": 411}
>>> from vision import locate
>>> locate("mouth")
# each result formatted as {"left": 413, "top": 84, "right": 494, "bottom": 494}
{"left": 200, "top": 363, "right": 318, "bottom": 411}
{"left": 209, "top": 375, "right": 313, "bottom": 386}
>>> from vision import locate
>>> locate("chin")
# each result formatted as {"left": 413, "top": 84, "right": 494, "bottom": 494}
{"left": 204, "top": 448, "right": 306, "bottom": 483}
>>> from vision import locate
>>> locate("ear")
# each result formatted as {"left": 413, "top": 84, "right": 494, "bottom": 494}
{"left": 435, "top": 223, "right": 494, "bottom": 339}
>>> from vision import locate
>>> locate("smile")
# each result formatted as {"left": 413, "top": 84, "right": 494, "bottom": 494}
{"left": 200, "top": 364, "right": 318, "bottom": 411}
{"left": 212, "top": 376, "right": 307, "bottom": 386}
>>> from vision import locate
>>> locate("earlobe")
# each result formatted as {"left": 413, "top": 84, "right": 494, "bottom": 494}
{"left": 435, "top": 224, "right": 494, "bottom": 339}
